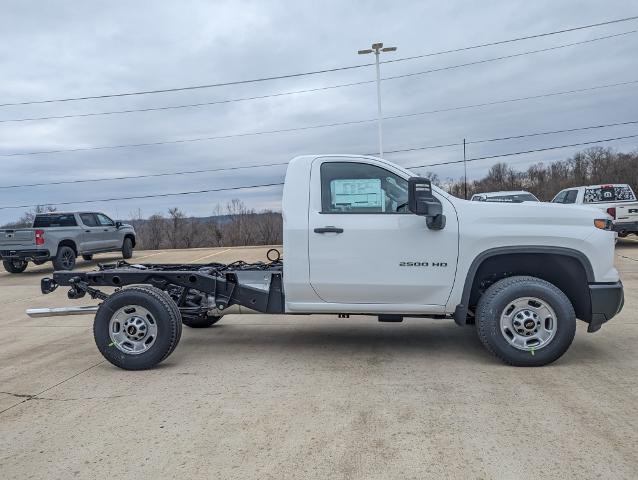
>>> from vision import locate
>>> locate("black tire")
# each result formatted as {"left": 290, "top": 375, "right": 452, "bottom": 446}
{"left": 82, "top": 254, "right": 94, "bottom": 261}
{"left": 131, "top": 285, "right": 182, "bottom": 356}
{"left": 475, "top": 275, "right": 576, "bottom": 367}
{"left": 52, "top": 246, "right": 76, "bottom": 271}
{"left": 3, "top": 259, "right": 28, "bottom": 273}
{"left": 182, "top": 315, "right": 222, "bottom": 328}
{"left": 122, "top": 237, "right": 133, "bottom": 259}
{"left": 94, "top": 286, "right": 182, "bottom": 370}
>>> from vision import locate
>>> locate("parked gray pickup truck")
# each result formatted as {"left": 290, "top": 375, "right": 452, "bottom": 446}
{"left": 0, "top": 212, "right": 136, "bottom": 273}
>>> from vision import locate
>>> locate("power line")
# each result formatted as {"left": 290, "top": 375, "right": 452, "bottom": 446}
{"left": 0, "top": 118, "right": 378, "bottom": 157}
{"left": 382, "top": 30, "right": 636, "bottom": 82}
{"left": 0, "top": 182, "right": 286, "bottom": 211}
{"left": 406, "top": 134, "right": 638, "bottom": 169}
{"left": 2, "top": 15, "right": 637, "bottom": 108}
{"left": 382, "top": 119, "right": 638, "bottom": 155}
{"left": 0, "top": 80, "right": 375, "bottom": 124}
{"left": 2, "top": 78, "right": 635, "bottom": 158}
{"left": 0, "top": 161, "right": 290, "bottom": 189}
{"left": 4, "top": 134, "right": 636, "bottom": 210}
{"left": 381, "top": 15, "right": 638, "bottom": 64}
{"left": 2, "top": 29, "right": 634, "bottom": 124}
{"left": 2, "top": 119, "right": 637, "bottom": 192}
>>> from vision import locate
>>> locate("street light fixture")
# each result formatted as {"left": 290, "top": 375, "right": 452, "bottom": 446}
{"left": 358, "top": 41, "right": 397, "bottom": 157}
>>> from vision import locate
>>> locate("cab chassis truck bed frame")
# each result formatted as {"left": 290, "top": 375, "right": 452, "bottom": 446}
{"left": 38, "top": 259, "right": 285, "bottom": 316}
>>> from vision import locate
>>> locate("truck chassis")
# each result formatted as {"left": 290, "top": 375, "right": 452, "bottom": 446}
{"left": 40, "top": 255, "right": 285, "bottom": 317}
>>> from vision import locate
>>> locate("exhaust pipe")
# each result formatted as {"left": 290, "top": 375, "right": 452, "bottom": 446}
{"left": 26, "top": 306, "right": 99, "bottom": 318}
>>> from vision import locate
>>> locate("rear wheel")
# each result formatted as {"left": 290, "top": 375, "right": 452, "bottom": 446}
{"left": 475, "top": 276, "right": 576, "bottom": 367}
{"left": 2, "top": 259, "right": 28, "bottom": 273}
{"left": 82, "top": 254, "right": 94, "bottom": 261}
{"left": 122, "top": 238, "right": 133, "bottom": 259}
{"left": 94, "top": 286, "right": 182, "bottom": 370}
{"left": 182, "top": 315, "right": 222, "bottom": 328}
{"left": 53, "top": 246, "right": 76, "bottom": 271}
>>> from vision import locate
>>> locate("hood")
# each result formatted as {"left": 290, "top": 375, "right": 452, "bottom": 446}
{"left": 457, "top": 199, "right": 608, "bottom": 227}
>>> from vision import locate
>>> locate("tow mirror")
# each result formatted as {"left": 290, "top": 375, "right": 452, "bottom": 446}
{"left": 408, "top": 177, "right": 446, "bottom": 230}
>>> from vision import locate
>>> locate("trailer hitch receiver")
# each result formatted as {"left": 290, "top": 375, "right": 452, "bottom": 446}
{"left": 41, "top": 277, "right": 58, "bottom": 295}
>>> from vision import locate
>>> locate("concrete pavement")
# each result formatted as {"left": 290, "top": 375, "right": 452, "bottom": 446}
{"left": 1, "top": 242, "right": 637, "bottom": 479}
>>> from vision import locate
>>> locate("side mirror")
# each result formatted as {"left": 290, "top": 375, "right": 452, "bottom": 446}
{"left": 408, "top": 177, "right": 446, "bottom": 230}
{"left": 115, "top": 221, "right": 123, "bottom": 229}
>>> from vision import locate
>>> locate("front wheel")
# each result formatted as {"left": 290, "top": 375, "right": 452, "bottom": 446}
{"left": 94, "top": 286, "right": 182, "bottom": 370}
{"left": 122, "top": 238, "right": 133, "bottom": 259}
{"left": 2, "top": 259, "right": 28, "bottom": 273}
{"left": 475, "top": 276, "right": 576, "bottom": 367}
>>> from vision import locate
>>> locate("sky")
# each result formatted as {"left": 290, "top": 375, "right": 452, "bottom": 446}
{"left": 1, "top": 0, "right": 637, "bottom": 224}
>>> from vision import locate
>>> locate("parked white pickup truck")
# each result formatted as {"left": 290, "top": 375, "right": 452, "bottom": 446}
{"left": 552, "top": 184, "right": 638, "bottom": 237}
{"left": 32, "top": 155, "right": 624, "bottom": 369}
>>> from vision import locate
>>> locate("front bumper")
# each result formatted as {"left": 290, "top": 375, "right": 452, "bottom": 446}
{"left": 613, "top": 221, "right": 638, "bottom": 233}
{"left": 587, "top": 281, "right": 624, "bottom": 332}
{"left": 0, "top": 249, "right": 50, "bottom": 262}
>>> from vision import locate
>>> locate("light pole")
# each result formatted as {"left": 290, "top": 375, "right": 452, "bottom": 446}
{"left": 358, "top": 42, "right": 397, "bottom": 157}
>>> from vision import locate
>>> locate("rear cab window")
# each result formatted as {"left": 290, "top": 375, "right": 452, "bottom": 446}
{"left": 584, "top": 185, "right": 636, "bottom": 203}
{"left": 320, "top": 162, "right": 409, "bottom": 213}
{"left": 33, "top": 214, "right": 77, "bottom": 228}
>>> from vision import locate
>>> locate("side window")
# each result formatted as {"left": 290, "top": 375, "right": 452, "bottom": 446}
{"left": 320, "top": 162, "right": 409, "bottom": 213}
{"left": 80, "top": 213, "right": 98, "bottom": 227}
{"left": 552, "top": 191, "right": 567, "bottom": 203}
{"left": 96, "top": 213, "right": 115, "bottom": 226}
{"left": 563, "top": 190, "right": 578, "bottom": 204}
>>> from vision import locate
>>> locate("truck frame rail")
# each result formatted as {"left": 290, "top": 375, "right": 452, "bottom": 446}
{"left": 40, "top": 256, "right": 285, "bottom": 317}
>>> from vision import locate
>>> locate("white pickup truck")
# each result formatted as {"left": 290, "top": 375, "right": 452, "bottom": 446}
{"left": 552, "top": 184, "right": 638, "bottom": 237}
{"left": 32, "top": 155, "right": 624, "bottom": 370}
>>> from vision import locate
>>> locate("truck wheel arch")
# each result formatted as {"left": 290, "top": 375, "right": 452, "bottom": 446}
{"left": 454, "top": 246, "right": 594, "bottom": 326}
{"left": 124, "top": 234, "right": 136, "bottom": 248}
{"left": 57, "top": 239, "right": 78, "bottom": 256}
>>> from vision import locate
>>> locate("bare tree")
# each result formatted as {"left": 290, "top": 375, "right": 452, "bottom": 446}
{"left": 1, "top": 205, "right": 57, "bottom": 229}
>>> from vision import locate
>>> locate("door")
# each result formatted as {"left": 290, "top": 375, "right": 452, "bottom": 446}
{"left": 95, "top": 213, "right": 120, "bottom": 249}
{"left": 79, "top": 213, "right": 105, "bottom": 251}
{"left": 308, "top": 158, "right": 458, "bottom": 306}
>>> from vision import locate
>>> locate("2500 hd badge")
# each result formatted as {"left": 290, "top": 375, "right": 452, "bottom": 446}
{"left": 399, "top": 261, "right": 448, "bottom": 267}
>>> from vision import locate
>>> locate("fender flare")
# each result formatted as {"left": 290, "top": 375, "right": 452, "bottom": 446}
{"left": 453, "top": 246, "right": 594, "bottom": 325}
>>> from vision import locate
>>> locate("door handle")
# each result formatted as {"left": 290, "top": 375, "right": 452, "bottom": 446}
{"left": 103, "top": 229, "right": 109, "bottom": 232}
{"left": 314, "top": 226, "right": 344, "bottom": 234}
{"left": 85, "top": 230, "right": 91, "bottom": 233}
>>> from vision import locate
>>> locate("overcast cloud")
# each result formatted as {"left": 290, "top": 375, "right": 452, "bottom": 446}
{"left": 1, "top": 0, "right": 637, "bottom": 224}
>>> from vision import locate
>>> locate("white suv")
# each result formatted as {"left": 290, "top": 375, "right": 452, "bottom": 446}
{"left": 470, "top": 191, "right": 539, "bottom": 203}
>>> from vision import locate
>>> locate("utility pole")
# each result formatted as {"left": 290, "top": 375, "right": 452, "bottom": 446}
{"left": 358, "top": 42, "right": 397, "bottom": 157}
{"left": 463, "top": 138, "right": 468, "bottom": 199}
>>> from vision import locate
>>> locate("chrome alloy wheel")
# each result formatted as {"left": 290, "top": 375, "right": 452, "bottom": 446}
{"left": 108, "top": 305, "right": 158, "bottom": 355}
{"left": 499, "top": 297, "right": 557, "bottom": 351}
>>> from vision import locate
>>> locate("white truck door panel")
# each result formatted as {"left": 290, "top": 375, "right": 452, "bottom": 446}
{"left": 308, "top": 158, "right": 458, "bottom": 306}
